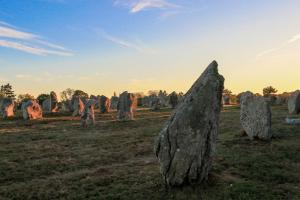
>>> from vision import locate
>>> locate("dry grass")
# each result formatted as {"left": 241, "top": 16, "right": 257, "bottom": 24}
{"left": 0, "top": 106, "right": 299, "bottom": 200}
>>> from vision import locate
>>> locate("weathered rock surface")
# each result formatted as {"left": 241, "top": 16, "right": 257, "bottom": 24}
{"left": 117, "top": 91, "right": 137, "bottom": 121}
{"left": 240, "top": 91, "right": 272, "bottom": 140}
{"left": 110, "top": 96, "right": 119, "bottom": 110}
{"left": 71, "top": 96, "right": 85, "bottom": 117}
{"left": 22, "top": 100, "right": 43, "bottom": 120}
{"left": 0, "top": 98, "right": 15, "bottom": 118}
{"left": 169, "top": 92, "right": 179, "bottom": 109}
{"left": 81, "top": 99, "right": 97, "bottom": 127}
{"left": 154, "top": 61, "right": 224, "bottom": 186}
{"left": 288, "top": 90, "right": 300, "bottom": 114}
{"left": 100, "top": 95, "right": 110, "bottom": 113}
{"left": 42, "top": 91, "right": 58, "bottom": 112}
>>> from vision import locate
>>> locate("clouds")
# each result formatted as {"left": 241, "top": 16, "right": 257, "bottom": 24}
{"left": 0, "top": 21, "right": 73, "bottom": 56}
{"left": 114, "top": 0, "right": 179, "bottom": 13}
{"left": 256, "top": 34, "right": 300, "bottom": 59}
{"left": 96, "top": 29, "right": 155, "bottom": 54}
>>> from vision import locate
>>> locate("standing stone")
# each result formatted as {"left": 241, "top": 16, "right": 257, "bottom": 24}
{"left": 150, "top": 95, "right": 161, "bottom": 111}
{"left": 100, "top": 95, "right": 110, "bottom": 113}
{"left": 169, "top": 92, "right": 179, "bottom": 109}
{"left": 71, "top": 96, "right": 85, "bottom": 116}
{"left": 158, "top": 90, "right": 168, "bottom": 107}
{"left": 81, "top": 99, "right": 97, "bottom": 128}
{"left": 117, "top": 91, "right": 137, "bottom": 121}
{"left": 22, "top": 100, "right": 43, "bottom": 120}
{"left": 42, "top": 91, "right": 58, "bottom": 112}
{"left": 240, "top": 91, "right": 272, "bottom": 140}
{"left": 0, "top": 98, "right": 15, "bottom": 118}
{"left": 110, "top": 96, "right": 119, "bottom": 110}
{"left": 142, "top": 96, "right": 150, "bottom": 107}
{"left": 154, "top": 61, "right": 224, "bottom": 186}
{"left": 222, "top": 95, "right": 230, "bottom": 105}
{"left": 288, "top": 90, "right": 300, "bottom": 114}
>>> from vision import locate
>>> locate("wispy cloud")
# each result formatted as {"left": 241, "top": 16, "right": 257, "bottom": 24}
{"left": 287, "top": 34, "right": 300, "bottom": 44}
{"left": 114, "top": 0, "right": 179, "bottom": 13}
{"left": 256, "top": 33, "right": 300, "bottom": 59}
{"left": 96, "top": 29, "right": 155, "bottom": 54}
{"left": 0, "top": 21, "right": 73, "bottom": 56}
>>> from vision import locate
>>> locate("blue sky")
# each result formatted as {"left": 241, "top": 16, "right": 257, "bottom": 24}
{"left": 1, "top": 0, "right": 300, "bottom": 97}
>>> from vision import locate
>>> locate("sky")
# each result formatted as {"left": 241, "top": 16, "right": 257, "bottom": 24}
{"left": 1, "top": 0, "right": 300, "bottom": 98}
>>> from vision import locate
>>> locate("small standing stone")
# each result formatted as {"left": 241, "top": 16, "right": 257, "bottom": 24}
{"left": 81, "top": 99, "right": 97, "bottom": 128}
{"left": 0, "top": 98, "right": 15, "bottom": 118}
{"left": 117, "top": 91, "right": 137, "bottom": 121}
{"left": 42, "top": 91, "right": 58, "bottom": 112}
{"left": 240, "top": 91, "right": 272, "bottom": 140}
{"left": 150, "top": 95, "right": 161, "bottom": 111}
{"left": 100, "top": 95, "right": 110, "bottom": 113}
{"left": 169, "top": 92, "right": 179, "bottom": 109}
{"left": 71, "top": 96, "right": 85, "bottom": 117}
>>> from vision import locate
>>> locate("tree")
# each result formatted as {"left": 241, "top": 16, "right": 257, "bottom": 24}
{"left": 60, "top": 88, "right": 75, "bottom": 101}
{"left": 73, "top": 90, "right": 88, "bottom": 99}
{"left": 16, "top": 94, "right": 34, "bottom": 104}
{"left": 37, "top": 94, "right": 50, "bottom": 105}
{"left": 0, "top": 83, "right": 16, "bottom": 99}
{"left": 263, "top": 86, "right": 278, "bottom": 97}
{"left": 223, "top": 89, "right": 232, "bottom": 96}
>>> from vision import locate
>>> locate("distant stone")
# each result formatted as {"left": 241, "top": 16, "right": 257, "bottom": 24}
{"left": 150, "top": 95, "right": 161, "bottom": 111}
{"left": 22, "top": 100, "right": 43, "bottom": 120}
{"left": 154, "top": 61, "right": 224, "bottom": 186}
{"left": 81, "top": 99, "right": 97, "bottom": 127}
{"left": 110, "top": 96, "right": 119, "bottom": 110}
{"left": 71, "top": 96, "right": 85, "bottom": 116}
{"left": 288, "top": 90, "right": 300, "bottom": 114}
{"left": 169, "top": 92, "right": 179, "bottom": 109}
{"left": 0, "top": 98, "right": 15, "bottom": 118}
{"left": 240, "top": 91, "right": 272, "bottom": 140}
{"left": 142, "top": 96, "right": 150, "bottom": 107}
{"left": 42, "top": 91, "right": 58, "bottom": 113}
{"left": 223, "top": 95, "right": 230, "bottom": 105}
{"left": 158, "top": 90, "right": 168, "bottom": 107}
{"left": 100, "top": 95, "right": 110, "bottom": 113}
{"left": 117, "top": 91, "right": 137, "bottom": 121}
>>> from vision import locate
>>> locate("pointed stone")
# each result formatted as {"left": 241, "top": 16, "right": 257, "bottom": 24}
{"left": 154, "top": 61, "right": 224, "bottom": 186}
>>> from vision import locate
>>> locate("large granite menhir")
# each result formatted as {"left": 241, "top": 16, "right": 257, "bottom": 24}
{"left": 100, "top": 95, "right": 110, "bottom": 113}
{"left": 71, "top": 96, "right": 85, "bottom": 117}
{"left": 155, "top": 61, "right": 224, "bottom": 186}
{"left": 240, "top": 91, "right": 272, "bottom": 140}
{"left": 81, "top": 99, "right": 97, "bottom": 128}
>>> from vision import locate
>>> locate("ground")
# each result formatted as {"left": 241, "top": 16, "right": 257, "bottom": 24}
{"left": 0, "top": 106, "right": 299, "bottom": 200}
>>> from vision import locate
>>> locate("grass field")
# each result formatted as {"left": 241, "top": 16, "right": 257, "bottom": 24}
{"left": 0, "top": 106, "right": 299, "bottom": 200}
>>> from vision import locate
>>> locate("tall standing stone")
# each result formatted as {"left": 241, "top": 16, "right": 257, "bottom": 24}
{"left": 100, "top": 95, "right": 110, "bottom": 113}
{"left": 0, "top": 98, "right": 15, "bottom": 118}
{"left": 288, "top": 90, "right": 300, "bottom": 114}
{"left": 81, "top": 99, "right": 97, "bottom": 128}
{"left": 117, "top": 91, "right": 137, "bottom": 121}
{"left": 154, "top": 61, "right": 224, "bottom": 186}
{"left": 22, "top": 100, "right": 43, "bottom": 120}
{"left": 240, "top": 91, "right": 272, "bottom": 140}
